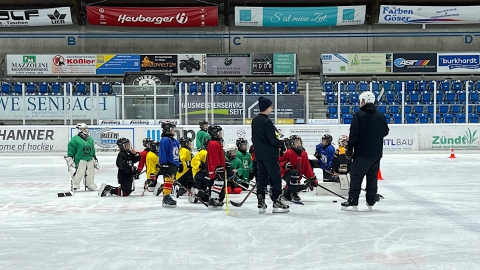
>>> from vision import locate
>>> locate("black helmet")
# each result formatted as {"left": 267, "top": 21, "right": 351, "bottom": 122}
{"left": 149, "top": 140, "right": 159, "bottom": 153}
{"left": 322, "top": 134, "right": 333, "bottom": 145}
{"left": 236, "top": 138, "right": 248, "bottom": 151}
{"left": 143, "top": 138, "right": 153, "bottom": 148}
{"left": 207, "top": 125, "right": 223, "bottom": 140}
{"left": 199, "top": 120, "right": 208, "bottom": 130}
{"left": 117, "top": 137, "right": 130, "bottom": 151}
{"left": 161, "top": 121, "right": 176, "bottom": 136}
{"left": 180, "top": 136, "right": 192, "bottom": 149}
{"left": 289, "top": 135, "right": 302, "bottom": 147}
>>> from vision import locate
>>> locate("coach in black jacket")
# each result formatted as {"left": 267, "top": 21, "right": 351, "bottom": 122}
{"left": 344, "top": 91, "right": 389, "bottom": 210}
{"left": 251, "top": 96, "right": 289, "bottom": 212}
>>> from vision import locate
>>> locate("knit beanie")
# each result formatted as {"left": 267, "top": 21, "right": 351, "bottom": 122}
{"left": 258, "top": 96, "right": 272, "bottom": 112}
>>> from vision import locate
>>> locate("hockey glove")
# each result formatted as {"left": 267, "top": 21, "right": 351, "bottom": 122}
{"left": 215, "top": 166, "right": 225, "bottom": 180}
{"left": 178, "top": 163, "right": 184, "bottom": 173}
{"left": 314, "top": 151, "right": 321, "bottom": 160}
{"left": 306, "top": 175, "right": 318, "bottom": 191}
{"left": 133, "top": 170, "right": 141, "bottom": 180}
{"left": 284, "top": 161, "right": 293, "bottom": 170}
{"left": 64, "top": 156, "right": 75, "bottom": 172}
{"left": 158, "top": 164, "right": 169, "bottom": 176}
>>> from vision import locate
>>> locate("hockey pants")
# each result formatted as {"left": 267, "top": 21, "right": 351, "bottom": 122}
{"left": 73, "top": 159, "right": 97, "bottom": 190}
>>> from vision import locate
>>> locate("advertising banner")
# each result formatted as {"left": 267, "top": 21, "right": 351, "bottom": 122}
{"left": 140, "top": 55, "right": 178, "bottom": 73}
{"left": 6, "top": 55, "right": 52, "bottom": 75}
{"left": 322, "top": 54, "right": 349, "bottom": 74}
{"left": 252, "top": 53, "right": 273, "bottom": 75}
{"left": 382, "top": 126, "right": 416, "bottom": 151}
{"left": 437, "top": 53, "right": 480, "bottom": 73}
{"left": 52, "top": 54, "right": 96, "bottom": 75}
{"left": 206, "top": 54, "right": 251, "bottom": 75}
{"left": 70, "top": 127, "right": 135, "bottom": 153}
{"left": 379, "top": 5, "right": 480, "bottom": 24}
{"left": 0, "top": 96, "right": 116, "bottom": 120}
{"left": 393, "top": 53, "right": 437, "bottom": 73}
{"left": 252, "top": 53, "right": 296, "bottom": 75}
{"left": 177, "top": 54, "right": 206, "bottom": 75}
{"left": 0, "top": 127, "right": 66, "bottom": 153}
{"left": 235, "top": 6, "right": 365, "bottom": 27}
{"left": 175, "top": 94, "right": 304, "bottom": 119}
{"left": 322, "top": 53, "right": 393, "bottom": 74}
{"left": 86, "top": 6, "right": 218, "bottom": 27}
{"left": 0, "top": 7, "right": 72, "bottom": 27}
{"left": 419, "top": 126, "right": 480, "bottom": 150}
{"left": 123, "top": 73, "right": 171, "bottom": 86}
{"left": 96, "top": 54, "right": 140, "bottom": 75}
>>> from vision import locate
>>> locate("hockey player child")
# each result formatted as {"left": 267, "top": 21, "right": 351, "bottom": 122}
{"left": 190, "top": 139, "right": 210, "bottom": 203}
{"left": 224, "top": 144, "right": 243, "bottom": 194}
{"left": 175, "top": 137, "right": 194, "bottom": 198}
{"left": 196, "top": 120, "right": 210, "bottom": 150}
{"left": 67, "top": 123, "right": 98, "bottom": 191}
{"left": 158, "top": 121, "right": 181, "bottom": 208}
{"left": 236, "top": 138, "right": 253, "bottom": 190}
{"left": 280, "top": 135, "right": 318, "bottom": 203}
{"left": 136, "top": 138, "right": 153, "bottom": 180}
{"left": 98, "top": 137, "right": 140, "bottom": 197}
{"left": 330, "top": 135, "right": 351, "bottom": 189}
{"left": 143, "top": 140, "right": 160, "bottom": 195}
{"left": 206, "top": 125, "right": 227, "bottom": 210}
{"left": 314, "top": 134, "right": 336, "bottom": 182}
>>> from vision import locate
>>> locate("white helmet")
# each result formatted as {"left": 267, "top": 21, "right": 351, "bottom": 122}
{"left": 76, "top": 123, "right": 90, "bottom": 139}
{"left": 359, "top": 91, "right": 376, "bottom": 104}
{"left": 224, "top": 144, "right": 237, "bottom": 153}
{"left": 76, "top": 123, "right": 88, "bottom": 132}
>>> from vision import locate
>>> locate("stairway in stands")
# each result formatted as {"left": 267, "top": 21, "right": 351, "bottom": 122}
{"left": 299, "top": 74, "right": 325, "bottom": 120}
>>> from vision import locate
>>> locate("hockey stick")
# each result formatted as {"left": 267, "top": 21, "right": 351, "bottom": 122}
{"left": 322, "top": 170, "right": 385, "bottom": 200}
{"left": 316, "top": 184, "right": 347, "bottom": 200}
{"left": 224, "top": 170, "right": 237, "bottom": 217}
{"left": 58, "top": 156, "right": 76, "bottom": 197}
{"left": 174, "top": 179, "right": 209, "bottom": 207}
{"left": 230, "top": 181, "right": 258, "bottom": 207}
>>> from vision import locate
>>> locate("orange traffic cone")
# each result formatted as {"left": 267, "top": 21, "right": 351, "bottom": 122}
{"left": 449, "top": 148, "right": 456, "bottom": 159}
{"left": 377, "top": 168, "right": 384, "bottom": 180}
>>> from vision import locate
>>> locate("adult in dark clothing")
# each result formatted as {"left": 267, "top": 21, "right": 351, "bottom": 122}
{"left": 342, "top": 91, "right": 389, "bottom": 211}
{"left": 251, "top": 96, "right": 289, "bottom": 214}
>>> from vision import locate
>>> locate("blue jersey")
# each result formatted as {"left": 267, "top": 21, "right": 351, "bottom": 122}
{"left": 158, "top": 136, "right": 180, "bottom": 166}
{"left": 315, "top": 143, "right": 335, "bottom": 171}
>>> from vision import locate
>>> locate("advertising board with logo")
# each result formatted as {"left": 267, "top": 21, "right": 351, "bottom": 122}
{"left": 348, "top": 53, "right": 393, "bottom": 74}
{"left": 52, "top": 54, "right": 96, "bottom": 75}
{"left": 0, "top": 127, "right": 66, "bottom": 153}
{"left": 427, "top": 127, "right": 479, "bottom": 150}
{"left": 123, "top": 73, "right": 171, "bottom": 86}
{"left": 251, "top": 53, "right": 296, "bottom": 75}
{"left": 0, "top": 7, "right": 72, "bottom": 27}
{"left": 140, "top": 55, "right": 178, "bottom": 73}
{"left": 206, "top": 54, "right": 251, "bottom": 75}
{"left": 6, "top": 55, "right": 52, "bottom": 75}
{"left": 177, "top": 54, "right": 206, "bottom": 75}
{"left": 235, "top": 6, "right": 365, "bottom": 27}
{"left": 96, "top": 54, "right": 140, "bottom": 75}
{"left": 437, "top": 53, "right": 480, "bottom": 73}
{"left": 322, "top": 54, "right": 348, "bottom": 74}
{"left": 70, "top": 127, "right": 135, "bottom": 153}
{"left": 383, "top": 126, "right": 416, "bottom": 151}
{"left": 86, "top": 6, "right": 218, "bottom": 27}
{"left": 0, "top": 96, "right": 116, "bottom": 120}
{"left": 379, "top": 5, "right": 480, "bottom": 24}
{"left": 252, "top": 53, "right": 273, "bottom": 75}
{"left": 392, "top": 53, "right": 437, "bottom": 73}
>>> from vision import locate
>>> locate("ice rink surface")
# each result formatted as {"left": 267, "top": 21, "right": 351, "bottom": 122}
{"left": 1, "top": 153, "right": 480, "bottom": 270}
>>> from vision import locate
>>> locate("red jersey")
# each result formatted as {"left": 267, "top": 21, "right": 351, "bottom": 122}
{"left": 279, "top": 148, "right": 314, "bottom": 181}
{"left": 137, "top": 149, "right": 149, "bottom": 172}
{"left": 207, "top": 140, "right": 226, "bottom": 179}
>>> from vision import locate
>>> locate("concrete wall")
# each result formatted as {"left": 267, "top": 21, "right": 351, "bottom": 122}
{"left": 1, "top": 24, "right": 480, "bottom": 72}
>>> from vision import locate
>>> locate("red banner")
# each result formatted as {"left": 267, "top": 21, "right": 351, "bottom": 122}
{"left": 86, "top": 6, "right": 218, "bottom": 27}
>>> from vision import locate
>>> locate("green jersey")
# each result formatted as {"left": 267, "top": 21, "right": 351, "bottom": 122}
{"left": 236, "top": 151, "right": 252, "bottom": 182}
{"left": 196, "top": 130, "right": 210, "bottom": 149}
{"left": 67, "top": 135, "right": 96, "bottom": 167}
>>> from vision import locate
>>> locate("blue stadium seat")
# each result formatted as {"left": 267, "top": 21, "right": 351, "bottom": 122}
{"left": 470, "top": 91, "right": 479, "bottom": 102}
{"left": 349, "top": 92, "right": 359, "bottom": 103}
{"left": 417, "top": 80, "right": 427, "bottom": 91}
{"left": 323, "top": 81, "right": 333, "bottom": 92}
{"left": 445, "top": 91, "right": 455, "bottom": 102}
{"left": 438, "top": 102, "right": 449, "bottom": 114}
{"left": 385, "top": 91, "right": 396, "bottom": 103}
{"left": 326, "top": 92, "right": 336, "bottom": 104}
{"left": 51, "top": 82, "right": 62, "bottom": 95}
{"left": 384, "top": 113, "right": 391, "bottom": 123}
{"left": 435, "top": 91, "right": 444, "bottom": 102}
{"left": 418, "top": 113, "right": 429, "bottom": 123}
{"left": 450, "top": 103, "right": 462, "bottom": 114}
{"left": 275, "top": 82, "right": 285, "bottom": 94}
{"left": 26, "top": 82, "right": 36, "bottom": 95}
{"left": 359, "top": 81, "right": 369, "bottom": 92}
{"left": 452, "top": 80, "right": 463, "bottom": 91}
{"left": 1, "top": 82, "right": 11, "bottom": 94}
{"left": 346, "top": 81, "right": 357, "bottom": 92}
{"left": 426, "top": 103, "right": 434, "bottom": 114}
{"left": 340, "top": 105, "right": 350, "bottom": 115}
{"left": 389, "top": 103, "right": 400, "bottom": 114}
{"left": 263, "top": 82, "right": 272, "bottom": 94}
{"left": 405, "top": 113, "right": 416, "bottom": 123}
{"left": 392, "top": 113, "right": 402, "bottom": 124}
{"left": 189, "top": 82, "right": 198, "bottom": 95}
{"left": 456, "top": 113, "right": 466, "bottom": 123}
{"left": 199, "top": 82, "right": 206, "bottom": 94}
{"left": 440, "top": 80, "right": 451, "bottom": 91}
{"left": 377, "top": 102, "right": 387, "bottom": 114}
{"left": 352, "top": 104, "right": 360, "bottom": 114}
{"left": 249, "top": 82, "right": 259, "bottom": 94}
{"left": 397, "top": 91, "right": 403, "bottom": 103}
{"left": 330, "top": 113, "right": 338, "bottom": 119}
{"left": 342, "top": 114, "right": 353, "bottom": 124}
{"left": 327, "top": 105, "right": 338, "bottom": 115}
{"left": 339, "top": 92, "right": 347, "bottom": 103}
{"left": 214, "top": 82, "right": 223, "bottom": 94}
{"left": 467, "top": 104, "right": 476, "bottom": 114}
{"left": 288, "top": 81, "right": 297, "bottom": 94}
{"left": 436, "top": 113, "right": 442, "bottom": 123}
{"left": 39, "top": 82, "right": 49, "bottom": 95}
{"left": 393, "top": 80, "right": 403, "bottom": 91}
{"left": 427, "top": 80, "right": 435, "bottom": 91}
{"left": 405, "top": 80, "right": 415, "bottom": 91}
{"left": 101, "top": 82, "right": 112, "bottom": 95}
{"left": 409, "top": 91, "right": 419, "bottom": 103}
{"left": 469, "top": 113, "right": 479, "bottom": 123}
{"left": 371, "top": 81, "right": 380, "bottom": 92}
{"left": 226, "top": 82, "right": 235, "bottom": 94}
{"left": 465, "top": 80, "right": 474, "bottom": 91}
{"left": 443, "top": 113, "right": 454, "bottom": 123}
{"left": 238, "top": 83, "right": 247, "bottom": 94}
{"left": 457, "top": 91, "right": 466, "bottom": 102}
{"left": 421, "top": 91, "right": 432, "bottom": 102}
{"left": 404, "top": 105, "right": 412, "bottom": 114}
{"left": 413, "top": 102, "right": 424, "bottom": 114}
{"left": 337, "top": 81, "right": 345, "bottom": 92}
{"left": 76, "top": 82, "right": 87, "bottom": 95}
{"left": 13, "top": 82, "right": 23, "bottom": 95}
{"left": 382, "top": 81, "right": 392, "bottom": 91}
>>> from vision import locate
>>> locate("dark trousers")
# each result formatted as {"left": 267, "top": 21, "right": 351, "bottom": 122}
{"left": 112, "top": 177, "right": 133, "bottom": 196}
{"left": 256, "top": 158, "right": 282, "bottom": 201}
{"left": 348, "top": 157, "right": 380, "bottom": 206}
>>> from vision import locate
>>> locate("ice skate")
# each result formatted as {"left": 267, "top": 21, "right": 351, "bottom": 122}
{"left": 257, "top": 194, "right": 267, "bottom": 214}
{"left": 272, "top": 198, "right": 289, "bottom": 213}
{"left": 341, "top": 201, "right": 358, "bottom": 211}
{"left": 176, "top": 186, "right": 188, "bottom": 198}
{"left": 154, "top": 184, "right": 164, "bottom": 196}
{"left": 291, "top": 192, "right": 301, "bottom": 203}
{"left": 208, "top": 198, "right": 224, "bottom": 210}
{"left": 98, "top": 183, "right": 112, "bottom": 197}
{"left": 366, "top": 203, "right": 373, "bottom": 211}
{"left": 162, "top": 195, "right": 177, "bottom": 208}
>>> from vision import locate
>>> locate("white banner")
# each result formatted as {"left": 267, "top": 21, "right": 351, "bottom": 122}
{"left": 52, "top": 54, "right": 96, "bottom": 75}
{"left": 437, "top": 53, "right": 480, "bottom": 73}
{"left": 0, "top": 96, "right": 116, "bottom": 120}
{"left": 6, "top": 54, "right": 97, "bottom": 76}
{"left": 379, "top": 5, "right": 480, "bottom": 24}
{"left": 322, "top": 53, "right": 349, "bottom": 74}
{"left": 6, "top": 55, "right": 53, "bottom": 75}
{"left": 70, "top": 127, "right": 135, "bottom": 153}
{"left": 0, "top": 127, "right": 67, "bottom": 153}
{"left": 0, "top": 7, "right": 72, "bottom": 27}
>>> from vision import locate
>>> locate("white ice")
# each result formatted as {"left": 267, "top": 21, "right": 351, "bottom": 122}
{"left": 1, "top": 153, "right": 480, "bottom": 270}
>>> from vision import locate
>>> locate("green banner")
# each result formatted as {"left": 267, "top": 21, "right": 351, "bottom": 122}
{"left": 347, "top": 53, "right": 392, "bottom": 74}
{"left": 273, "top": 53, "right": 296, "bottom": 75}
